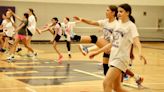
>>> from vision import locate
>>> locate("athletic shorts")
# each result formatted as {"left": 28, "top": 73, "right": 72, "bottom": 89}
{"left": 103, "top": 53, "right": 110, "bottom": 58}
{"left": 27, "top": 29, "right": 33, "bottom": 36}
{"left": 54, "top": 34, "right": 61, "bottom": 42}
{"left": 16, "top": 34, "right": 26, "bottom": 40}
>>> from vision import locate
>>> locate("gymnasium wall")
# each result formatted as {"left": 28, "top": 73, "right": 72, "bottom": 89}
{"left": 0, "top": 1, "right": 164, "bottom": 41}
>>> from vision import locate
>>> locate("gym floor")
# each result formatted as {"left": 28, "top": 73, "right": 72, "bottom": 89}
{"left": 0, "top": 42, "right": 164, "bottom": 92}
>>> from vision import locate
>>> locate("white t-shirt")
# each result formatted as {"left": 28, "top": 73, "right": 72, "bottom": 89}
{"left": 27, "top": 15, "right": 36, "bottom": 35}
{"left": 98, "top": 19, "right": 118, "bottom": 42}
{"left": 55, "top": 23, "right": 62, "bottom": 36}
{"left": 2, "top": 19, "right": 15, "bottom": 37}
{"left": 61, "top": 22, "right": 76, "bottom": 37}
{"left": 109, "top": 20, "right": 139, "bottom": 72}
{"left": 2, "top": 20, "right": 7, "bottom": 32}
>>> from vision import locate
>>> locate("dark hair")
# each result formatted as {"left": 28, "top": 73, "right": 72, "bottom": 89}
{"left": 65, "top": 17, "right": 70, "bottom": 21}
{"left": 108, "top": 5, "right": 118, "bottom": 17}
{"left": 29, "top": 8, "right": 37, "bottom": 22}
{"left": 53, "top": 17, "right": 58, "bottom": 22}
{"left": 24, "top": 13, "right": 29, "bottom": 19}
{"left": 52, "top": 17, "right": 61, "bottom": 27}
{"left": 118, "top": 3, "right": 135, "bottom": 23}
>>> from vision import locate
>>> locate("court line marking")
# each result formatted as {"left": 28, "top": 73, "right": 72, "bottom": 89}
{"left": 73, "top": 69, "right": 138, "bottom": 88}
{"left": 25, "top": 87, "right": 37, "bottom": 92}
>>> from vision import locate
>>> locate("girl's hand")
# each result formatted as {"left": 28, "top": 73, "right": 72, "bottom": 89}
{"left": 139, "top": 55, "right": 147, "bottom": 65}
{"left": 89, "top": 51, "right": 99, "bottom": 59}
{"left": 73, "top": 16, "right": 81, "bottom": 21}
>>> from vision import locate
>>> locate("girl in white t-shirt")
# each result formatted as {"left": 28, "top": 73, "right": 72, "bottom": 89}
{"left": 0, "top": 14, "right": 6, "bottom": 48}
{"left": 0, "top": 11, "right": 15, "bottom": 52}
{"left": 26, "top": 8, "right": 40, "bottom": 56}
{"left": 39, "top": 17, "right": 63, "bottom": 63}
{"left": 61, "top": 17, "right": 78, "bottom": 58}
{"left": 73, "top": 5, "right": 118, "bottom": 75}
{"left": 89, "top": 3, "right": 146, "bottom": 92}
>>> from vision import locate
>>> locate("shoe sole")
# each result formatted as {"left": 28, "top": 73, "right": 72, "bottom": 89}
{"left": 136, "top": 77, "right": 144, "bottom": 87}
{"left": 78, "top": 45, "right": 87, "bottom": 56}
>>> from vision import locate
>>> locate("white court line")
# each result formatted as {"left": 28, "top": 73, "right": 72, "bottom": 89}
{"left": 0, "top": 87, "right": 36, "bottom": 92}
{"left": 73, "top": 69, "right": 104, "bottom": 79}
{"left": 25, "top": 87, "right": 37, "bottom": 92}
{"left": 73, "top": 69, "right": 138, "bottom": 88}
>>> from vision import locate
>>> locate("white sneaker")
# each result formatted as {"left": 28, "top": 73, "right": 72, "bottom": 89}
{"left": 78, "top": 44, "right": 88, "bottom": 56}
{"left": 7, "top": 55, "right": 14, "bottom": 61}
{"left": 27, "top": 52, "right": 37, "bottom": 57}
{"left": 135, "top": 75, "right": 144, "bottom": 87}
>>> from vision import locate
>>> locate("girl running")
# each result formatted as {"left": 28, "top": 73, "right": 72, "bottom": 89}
{"left": 0, "top": 11, "right": 16, "bottom": 53}
{"left": 7, "top": 12, "right": 36, "bottom": 60}
{"left": 40, "top": 17, "right": 63, "bottom": 63}
{"left": 26, "top": 8, "right": 39, "bottom": 56}
{"left": 61, "top": 17, "right": 79, "bottom": 58}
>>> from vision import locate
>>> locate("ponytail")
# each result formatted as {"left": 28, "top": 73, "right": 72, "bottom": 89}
{"left": 29, "top": 8, "right": 37, "bottom": 22}
{"left": 129, "top": 15, "right": 135, "bottom": 23}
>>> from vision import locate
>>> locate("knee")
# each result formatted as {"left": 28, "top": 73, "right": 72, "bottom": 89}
{"left": 24, "top": 44, "right": 28, "bottom": 48}
{"left": 90, "top": 35, "right": 97, "bottom": 43}
{"left": 103, "top": 78, "right": 112, "bottom": 88}
{"left": 113, "top": 86, "right": 122, "bottom": 92}
{"left": 72, "top": 35, "right": 81, "bottom": 42}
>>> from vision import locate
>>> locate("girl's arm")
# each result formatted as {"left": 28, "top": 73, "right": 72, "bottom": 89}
{"left": 15, "top": 22, "right": 25, "bottom": 32}
{"left": 133, "top": 37, "right": 147, "bottom": 64}
{"left": 73, "top": 16, "right": 100, "bottom": 26}
{"left": 89, "top": 43, "right": 112, "bottom": 59}
{"left": 8, "top": 9, "right": 23, "bottom": 22}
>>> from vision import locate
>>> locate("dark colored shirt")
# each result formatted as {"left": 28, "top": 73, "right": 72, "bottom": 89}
{"left": 18, "top": 20, "right": 28, "bottom": 35}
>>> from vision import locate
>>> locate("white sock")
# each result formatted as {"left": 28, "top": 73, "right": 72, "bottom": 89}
{"left": 88, "top": 45, "right": 99, "bottom": 52}
{"left": 133, "top": 74, "right": 139, "bottom": 80}
{"left": 68, "top": 51, "right": 71, "bottom": 54}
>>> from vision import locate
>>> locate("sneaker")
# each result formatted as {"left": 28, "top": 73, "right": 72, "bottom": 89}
{"left": 58, "top": 55, "right": 63, "bottom": 64}
{"left": 135, "top": 76, "right": 144, "bottom": 87}
{"left": 123, "top": 74, "right": 129, "bottom": 81}
{"left": 27, "top": 52, "right": 37, "bottom": 57}
{"left": 16, "top": 48, "right": 22, "bottom": 53}
{"left": 78, "top": 44, "right": 88, "bottom": 56}
{"left": 34, "top": 52, "right": 37, "bottom": 56}
{"left": 68, "top": 54, "right": 71, "bottom": 58}
{"left": 7, "top": 55, "right": 14, "bottom": 61}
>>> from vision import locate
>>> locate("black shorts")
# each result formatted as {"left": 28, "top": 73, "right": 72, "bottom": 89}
{"left": 27, "top": 29, "right": 33, "bottom": 36}
{"left": 103, "top": 53, "right": 110, "bottom": 58}
{"left": 3, "top": 35, "right": 13, "bottom": 40}
{"left": 54, "top": 34, "right": 61, "bottom": 42}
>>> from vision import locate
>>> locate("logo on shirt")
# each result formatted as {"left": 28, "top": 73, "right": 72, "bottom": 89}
{"left": 103, "top": 28, "right": 113, "bottom": 41}
{"left": 112, "top": 29, "right": 125, "bottom": 48}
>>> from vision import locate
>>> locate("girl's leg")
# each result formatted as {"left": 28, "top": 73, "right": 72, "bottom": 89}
{"left": 21, "top": 38, "right": 34, "bottom": 53}
{"left": 7, "top": 38, "right": 20, "bottom": 60}
{"left": 103, "top": 67, "right": 120, "bottom": 92}
{"left": 53, "top": 41, "right": 63, "bottom": 63}
{"left": 26, "top": 36, "right": 32, "bottom": 54}
{"left": 73, "top": 35, "right": 96, "bottom": 43}
{"left": 66, "top": 41, "right": 71, "bottom": 58}
{"left": 0, "top": 35, "right": 4, "bottom": 47}
{"left": 112, "top": 68, "right": 128, "bottom": 92}
{"left": 102, "top": 54, "right": 109, "bottom": 75}
{"left": 53, "top": 41, "right": 62, "bottom": 56}
{"left": 66, "top": 34, "right": 71, "bottom": 58}
{"left": 125, "top": 69, "right": 144, "bottom": 86}
{"left": 1, "top": 37, "right": 9, "bottom": 52}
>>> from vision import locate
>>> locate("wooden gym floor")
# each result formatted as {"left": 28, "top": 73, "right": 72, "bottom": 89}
{"left": 0, "top": 42, "right": 164, "bottom": 92}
